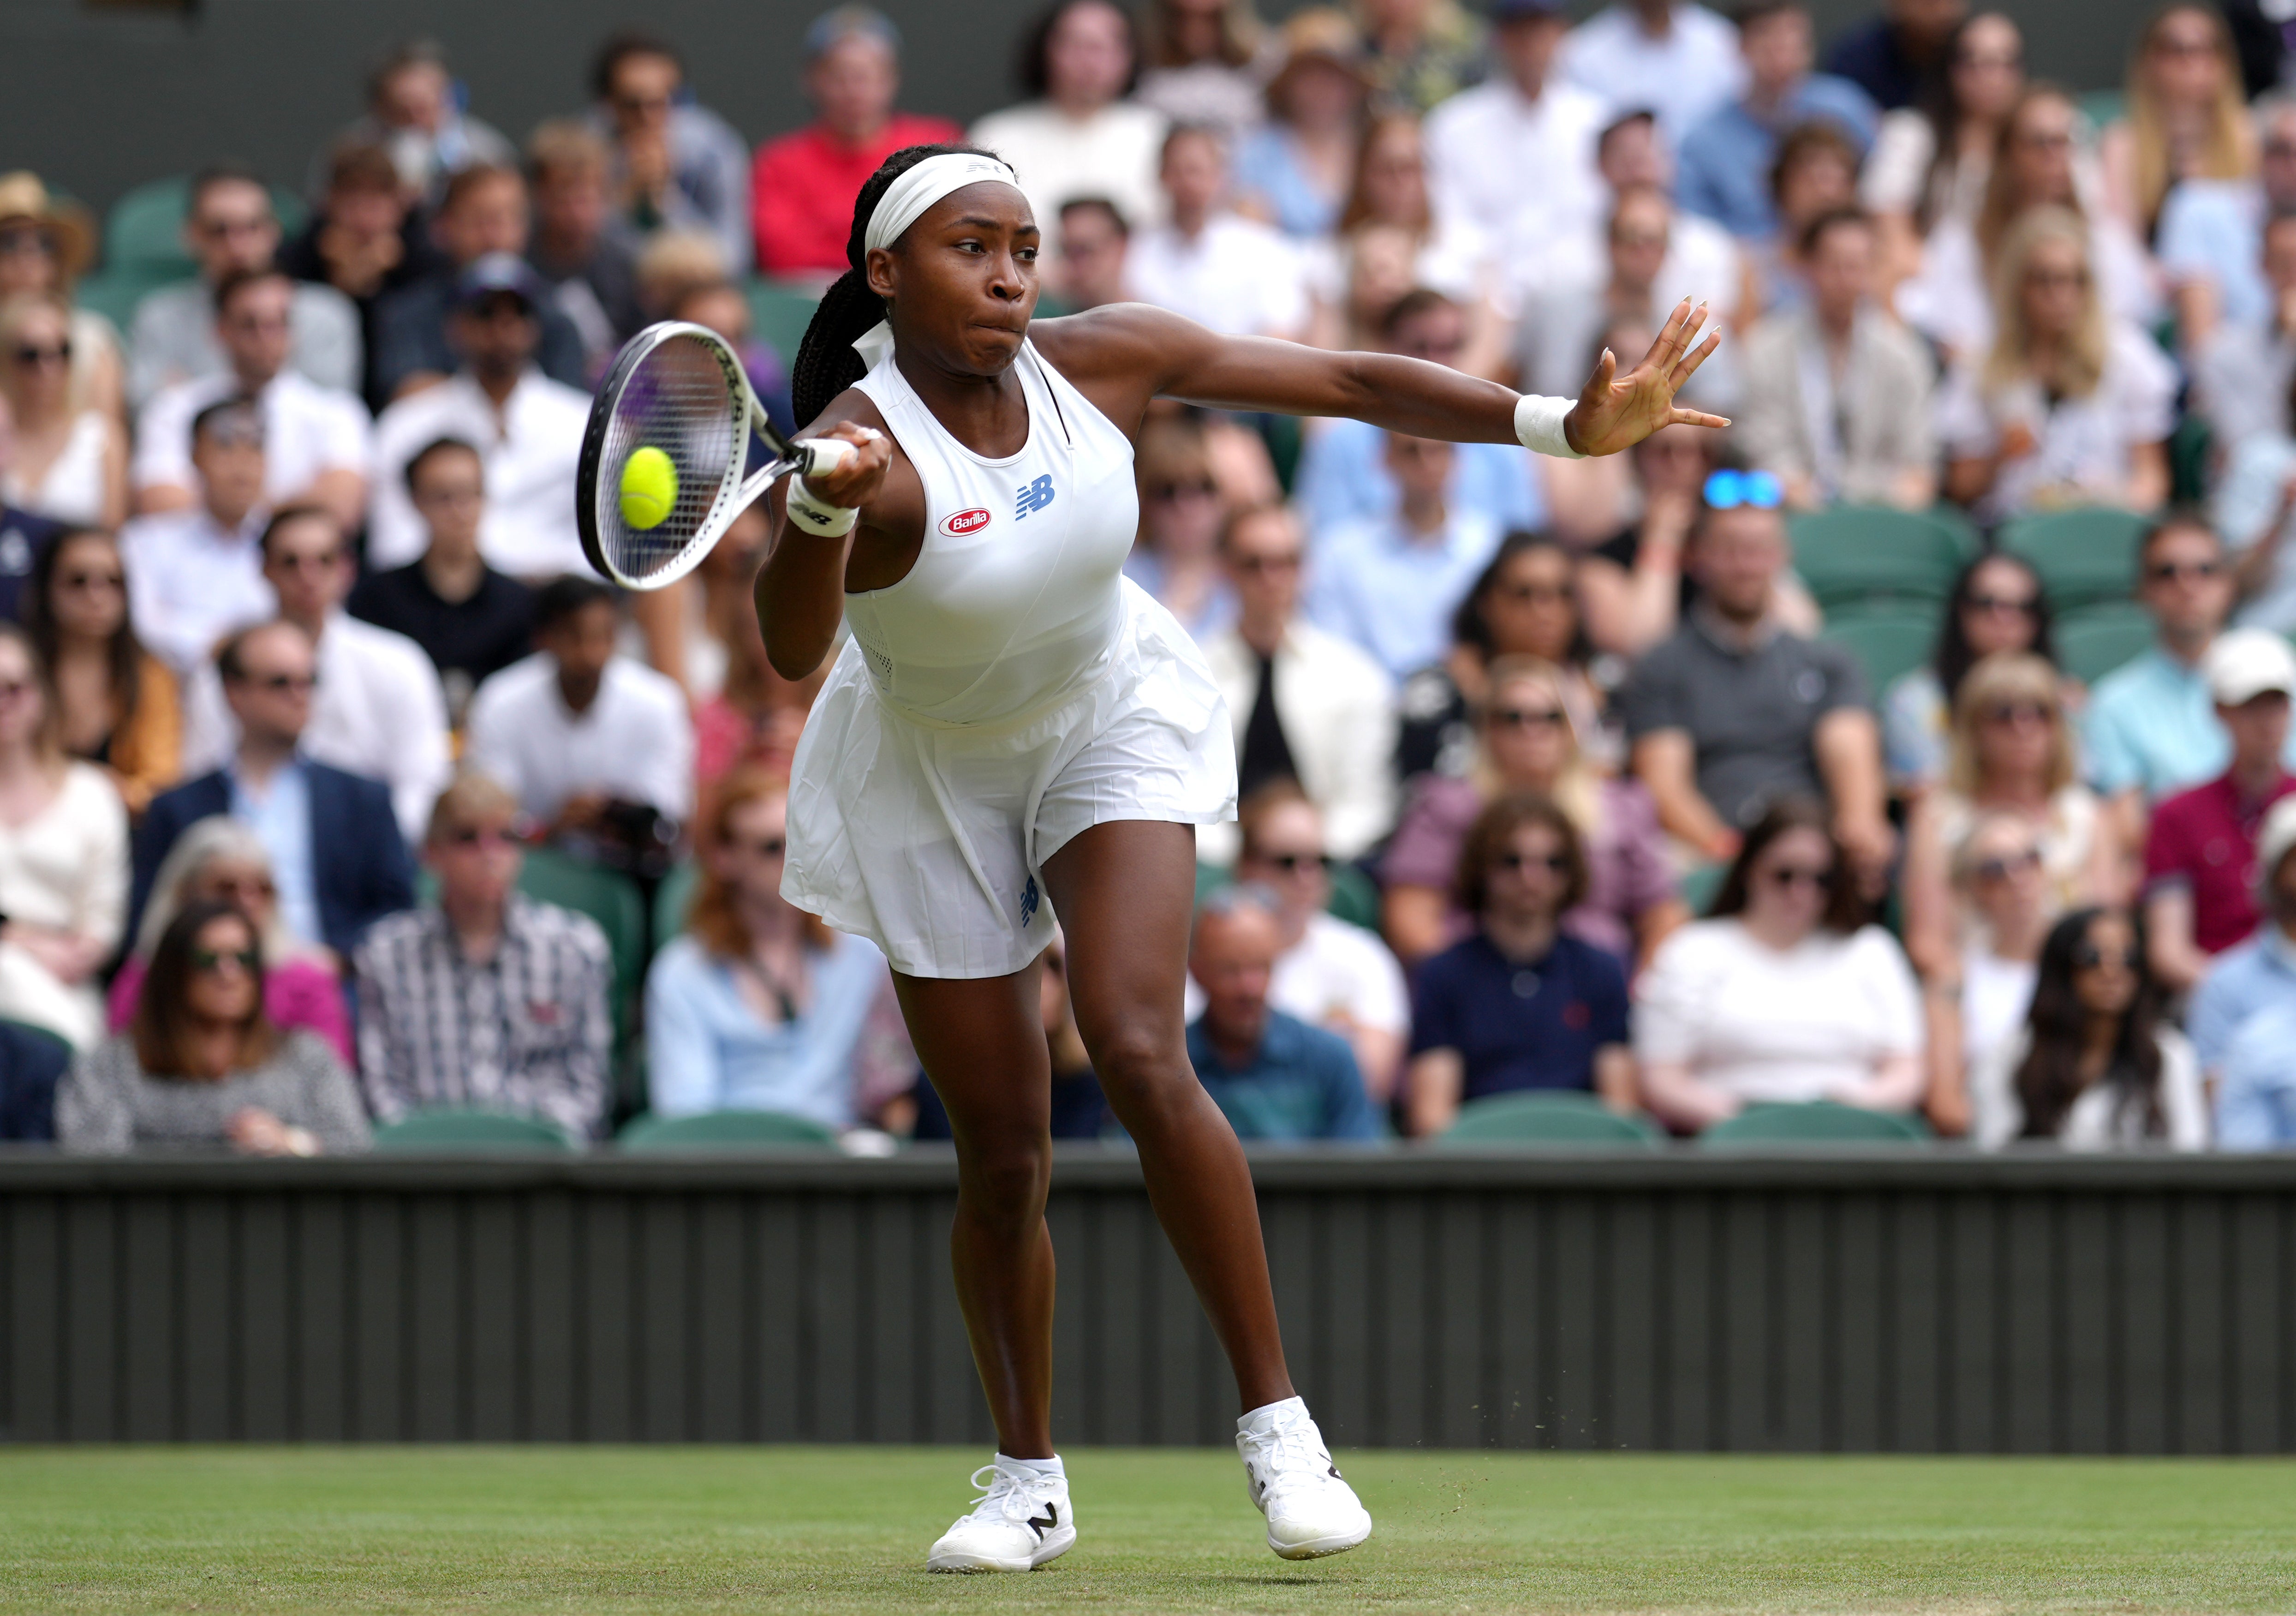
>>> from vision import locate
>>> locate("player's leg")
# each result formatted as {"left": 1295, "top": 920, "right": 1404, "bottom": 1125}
{"left": 1043, "top": 819, "right": 1372, "bottom": 1561}
{"left": 894, "top": 963, "right": 1075, "bottom": 1572}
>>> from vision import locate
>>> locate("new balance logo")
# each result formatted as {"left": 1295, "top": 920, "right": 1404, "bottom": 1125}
{"left": 1019, "top": 875, "right": 1040, "bottom": 928}
{"left": 1014, "top": 474, "right": 1056, "bottom": 520}
{"left": 1027, "top": 1502, "right": 1059, "bottom": 1539}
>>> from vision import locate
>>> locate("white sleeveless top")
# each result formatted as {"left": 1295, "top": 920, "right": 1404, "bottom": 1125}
{"left": 1, "top": 411, "right": 108, "bottom": 527}
{"left": 847, "top": 340, "right": 1138, "bottom": 729}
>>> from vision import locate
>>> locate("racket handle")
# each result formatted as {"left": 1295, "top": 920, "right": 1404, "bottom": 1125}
{"left": 796, "top": 437, "right": 855, "bottom": 479}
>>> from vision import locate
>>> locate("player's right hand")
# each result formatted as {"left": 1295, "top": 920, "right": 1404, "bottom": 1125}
{"left": 803, "top": 421, "right": 891, "bottom": 510}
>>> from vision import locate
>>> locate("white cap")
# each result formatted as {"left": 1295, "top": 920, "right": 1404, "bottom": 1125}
{"left": 2206, "top": 628, "right": 2296, "bottom": 707}
{"left": 2259, "top": 796, "right": 2296, "bottom": 887}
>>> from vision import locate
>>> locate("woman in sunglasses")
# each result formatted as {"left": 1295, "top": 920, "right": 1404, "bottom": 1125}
{"left": 647, "top": 766, "right": 909, "bottom": 1133}
{"left": 0, "top": 172, "right": 125, "bottom": 422}
{"left": 105, "top": 814, "right": 349, "bottom": 1064}
{"left": 1123, "top": 409, "right": 1241, "bottom": 642}
{"left": 1923, "top": 810, "right": 2055, "bottom": 1137}
{"left": 0, "top": 293, "right": 124, "bottom": 529}
{"left": 1903, "top": 651, "right": 2122, "bottom": 985}
{"left": 1384, "top": 655, "right": 1682, "bottom": 972}
{"left": 1882, "top": 551, "right": 2057, "bottom": 796}
{"left": 1969, "top": 904, "right": 2205, "bottom": 1149}
{"left": 56, "top": 898, "right": 368, "bottom": 1155}
{"left": 21, "top": 528, "right": 181, "bottom": 814}
{"left": 1636, "top": 795, "right": 1925, "bottom": 1131}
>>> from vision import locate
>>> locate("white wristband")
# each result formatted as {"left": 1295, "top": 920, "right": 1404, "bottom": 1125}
{"left": 786, "top": 475, "right": 858, "bottom": 538}
{"left": 1513, "top": 393, "right": 1586, "bottom": 460}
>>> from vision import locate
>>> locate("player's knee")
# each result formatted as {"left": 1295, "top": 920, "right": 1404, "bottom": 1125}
{"left": 959, "top": 1129, "right": 1052, "bottom": 1224}
{"left": 1088, "top": 1018, "right": 1189, "bottom": 1110}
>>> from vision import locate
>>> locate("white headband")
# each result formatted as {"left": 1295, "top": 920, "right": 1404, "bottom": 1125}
{"left": 853, "top": 152, "right": 1023, "bottom": 369}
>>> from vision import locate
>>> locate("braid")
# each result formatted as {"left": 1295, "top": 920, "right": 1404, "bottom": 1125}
{"left": 790, "top": 142, "right": 1008, "bottom": 425}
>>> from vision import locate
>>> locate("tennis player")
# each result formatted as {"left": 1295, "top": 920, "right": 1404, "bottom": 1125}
{"left": 758, "top": 145, "right": 1725, "bottom": 1573}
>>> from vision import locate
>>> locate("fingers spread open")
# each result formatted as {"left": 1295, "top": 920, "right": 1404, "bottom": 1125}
{"left": 1668, "top": 327, "right": 1724, "bottom": 389}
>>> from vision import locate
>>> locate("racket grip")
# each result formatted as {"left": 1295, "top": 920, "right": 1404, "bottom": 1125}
{"left": 796, "top": 437, "right": 855, "bottom": 479}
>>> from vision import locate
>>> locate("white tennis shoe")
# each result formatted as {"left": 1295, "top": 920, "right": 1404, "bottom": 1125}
{"left": 1235, "top": 1398, "right": 1373, "bottom": 1560}
{"left": 925, "top": 1456, "right": 1076, "bottom": 1573}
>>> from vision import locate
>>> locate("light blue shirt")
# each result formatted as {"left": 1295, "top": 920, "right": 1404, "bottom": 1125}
{"left": 1306, "top": 507, "right": 1503, "bottom": 680}
{"left": 228, "top": 758, "right": 319, "bottom": 950}
{"left": 2082, "top": 646, "right": 2296, "bottom": 800}
{"left": 643, "top": 932, "right": 887, "bottom": 1129}
{"left": 2217, "top": 994, "right": 2296, "bottom": 1148}
{"left": 1675, "top": 75, "right": 1879, "bottom": 239}
{"left": 2157, "top": 179, "right": 2267, "bottom": 332}
{"left": 1233, "top": 126, "right": 1341, "bottom": 239}
{"left": 1294, "top": 417, "right": 1544, "bottom": 540}
{"left": 2189, "top": 925, "right": 2296, "bottom": 1074}
{"left": 2210, "top": 432, "right": 2296, "bottom": 633}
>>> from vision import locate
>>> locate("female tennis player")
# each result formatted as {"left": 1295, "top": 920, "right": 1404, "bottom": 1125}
{"left": 759, "top": 145, "right": 1724, "bottom": 1573}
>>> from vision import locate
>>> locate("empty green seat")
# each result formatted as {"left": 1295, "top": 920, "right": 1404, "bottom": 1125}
{"left": 618, "top": 1108, "right": 840, "bottom": 1149}
{"left": 1998, "top": 508, "right": 2153, "bottom": 609}
{"left": 1436, "top": 1091, "right": 1663, "bottom": 1149}
{"left": 1788, "top": 506, "right": 1975, "bottom": 608}
{"left": 2054, "top": 603, "right": 2155, "bottom": 686}
{"left": 653, "top": 860, "right": 700, "bottom": 950}
{"left": 746, "top": 280, "right": 822, "bottom": 364}
{"left": 370, "top": 1109, "right": 578, "bottom": 1152}
{"left": 71, "top": 265, "right": 179, "bottom": 332}
{"left": 517, "top": 848, "right": 646, "bottom": 1011}
{"left": 1819, "top": 605, "right": 1939, "bottom": 693}
{"left": 1679, "top": 860, "right": 1729, "bottom": 917}
{"left": 1699, "top": 1101, "right": 1930, "bottom": 1148}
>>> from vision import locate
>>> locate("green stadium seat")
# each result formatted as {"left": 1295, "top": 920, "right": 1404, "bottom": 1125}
{"left": 747, "top": 280, "right": 822, "bottom": 365}
{"left": 2054, "top": 602, "right": 2155, "bottom": 686}
{"left": 653, "top": 860, "right": 699, "bottom": 950}
{"left": 1788, "top": 505, "right": 1976, "bottom": 608}
{"left": 1435, "top": 1090, "right": 1663, "bottom": 1148}
{"left": 1998, "top": 507, "right": 2153, "bottom": 609}
{"left": 618, "top": 1108, "right": 841, "bottom": 1149}
{"left": 1679, "top": 859, "right": 1728, "bottom": 917}
{"left": 517, "top": 847, "right": 647, "bottom": 1010}
{"left": 103, "top": 175, "right": 306, "bottom": 277}
{"left": 1194, "top": 858, "right": 1383, "bottom": 931}
{"left": 370, "top": 1109, "right": 578, "bottom": 1152}
{"left": 1819, "top": 605, "right": 1940, "bottom": 693}
{"left": 2076, "top": 88, "right": 2125, "bottom": 132}
{"left": 71, "top": 265, "right": 177, "bottom": 333}
{"left": 1698, "top": 1101, "right": 1931, "bottom": 1148}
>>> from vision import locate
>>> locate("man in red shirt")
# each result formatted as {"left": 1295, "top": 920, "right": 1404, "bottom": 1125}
{"left": 750, "top": 7, "right": 962, "bottom": 278}
{"left": 2144, "top": 628, "right": 2296, "bottom": 992}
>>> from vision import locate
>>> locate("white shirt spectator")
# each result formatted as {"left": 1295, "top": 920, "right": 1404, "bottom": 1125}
{"left": 132, "top": 370, "right": 372, "bottom": 510}
{"left": 1633, "top": 919, "right": 1925, "bottom": 1106}
{"left": 1185, "top": 911, "right": 1410, "bottom": 1043}
{"left": 2190, "top": 322, "right": 2296, "bottom": 457}
{"left": 367, "top": 369, "right": 590, "bottom": 576}
{"left": 1934, "top": 323, "right": 2179, "bottom": 526}
{"left": 1521, "top": 207, "right": 1747, "bottom": 338}
{"left": 0, "top": 763, "right": 127, "bottom": 1048}
{"left": 1961, "top": 941, "right": 2036, "bottom": 1087}
{"left": 1304, "top": 214, "right": 1501, "bottom": 317}
{"left": 968, "top": 100, "right": 1167, "bottom": 257}
{"left": 1196, "top": 618, "right": 1397, "bottom": 864}
{"left": 465, "top": 651, "right": 694, "bottom": 825}
{"left": 127, "top": 281, "right": 363, "bottom": 410}
{"left": 178, "top": 611, "right": 453, "bottom": 844}
{"left": 1557, "top": 3, "right": 1744, "bottom": 147}
{"left": 116, "top": 507, "right": 276, "bottom": 674}
{"left": 1970, "top": 1024, "right": 2207, "bottom": 1150}
{"left": 1860, "top": 108, "right": 1990, "bottom": 231}
{"left": 1126, "top": 214, "right": 1310, "bottom": 339}
{"left": 1426, "top": 78, "right": 1610, "bottom": 273}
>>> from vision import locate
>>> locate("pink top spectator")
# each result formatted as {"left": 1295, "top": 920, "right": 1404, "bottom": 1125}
{"left": 106, "top": 955, "right": 354, "bottom": 1066}
{"left": 1381, "top": 774, "right": 1676, "bottom": 964}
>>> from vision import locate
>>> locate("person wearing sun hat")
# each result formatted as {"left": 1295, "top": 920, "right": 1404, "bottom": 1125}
{"left": 0, "top": 171, "right": 125, "bottom": 421}
{"left": 1232, "top": 8, "right": 1376, "bottom": 240}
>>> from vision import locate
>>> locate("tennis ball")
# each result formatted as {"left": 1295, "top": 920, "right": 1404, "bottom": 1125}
{"left": 619, "top": 446, "right": 679, "bottom": 530}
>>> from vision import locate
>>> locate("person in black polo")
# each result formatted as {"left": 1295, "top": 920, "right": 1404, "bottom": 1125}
{"left": 346, "top": 436, "right": 534, "bottom": 727}
{"left": 1617, "top": 467, "right": 1894, "bottom": 887}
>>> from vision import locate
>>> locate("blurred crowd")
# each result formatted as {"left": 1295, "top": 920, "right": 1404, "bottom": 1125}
{"left": 5, "top": 0, "right": 2296, "bottom": 1156}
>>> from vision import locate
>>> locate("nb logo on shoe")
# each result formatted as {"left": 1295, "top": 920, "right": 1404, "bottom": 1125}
{"left": 941, "top": 506, "right": 992, "bottom": 536}
{"left": 1027, "top": 1502, "right": 1058, "bottom": 1539}
{"left": 1014, "top": 475, "right": 1056, "bottom": 520}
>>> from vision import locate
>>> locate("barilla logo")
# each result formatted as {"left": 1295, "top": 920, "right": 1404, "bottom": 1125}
{"left": 941, "top": 507, "right": 992, "bottom": 536}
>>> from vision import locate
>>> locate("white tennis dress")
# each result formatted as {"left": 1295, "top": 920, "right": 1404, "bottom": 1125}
{"left": 781, "top": 338, "right": 1235, "bottom": 978}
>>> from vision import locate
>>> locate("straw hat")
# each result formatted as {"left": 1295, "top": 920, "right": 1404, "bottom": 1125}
{"left": 0, "top": 173, "right": 96, "bottom": 281}
{"left": 1266, "top": 8, "right": 1372, "bottom": 114}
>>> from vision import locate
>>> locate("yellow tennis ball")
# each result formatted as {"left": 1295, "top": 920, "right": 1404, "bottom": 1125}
{"left": 619, "top": 446, "right": 679, "bottom": 530}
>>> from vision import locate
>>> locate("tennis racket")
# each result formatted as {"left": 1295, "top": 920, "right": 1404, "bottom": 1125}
{"left": 574, "top": 320, "right": 856, "bottom": 591}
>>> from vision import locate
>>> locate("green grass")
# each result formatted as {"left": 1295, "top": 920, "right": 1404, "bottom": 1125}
{"left": 4, "top": 1446, "right": 2294, "bottom": 1614}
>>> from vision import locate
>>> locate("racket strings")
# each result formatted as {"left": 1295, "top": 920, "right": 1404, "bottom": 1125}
{"left": 596, "top": 333, "right": 747, "bottom": 581}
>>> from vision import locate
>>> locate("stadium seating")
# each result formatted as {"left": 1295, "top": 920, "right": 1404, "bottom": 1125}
{"left": 1435, "top": 1090, "right": 1663, "bottom": 1148}
{"left": 1819, "top": 604, "right": 1940, "bottom": 692}
{"left": 618, "top": 1108, "right": 840, "bottom": 1149}
{"left": 103, "top": 174, "right": 308, "bottom": 278}
{"left": 1699, "top": 1101, "right": 1931, "bottom": 1147}
{"left": 2053, "top": 601, "right": 2155, "bottom": 686}
{"left": 1788, "top": 505, "right": 1976, "bottom": 609}
{"left": 1192, "top": 859, "right": 1382, "bottom": 932}
{"left": 1679, "top": 860, "right": 1728, "bottom": 917}
{"left": 746, "top": 281, "right": 822, "bottom": 365}
{"left": 516, "top": 848, "right": 647, "bottom": 1022}
{"left": 653, "top": 861, "right": 698, "bottom": 950}
{"left": 370, "top": 1109, "right": 578, "bottom": 1152}
{"left": 1998, "top": 507, "right": 2152, "bottom": 609}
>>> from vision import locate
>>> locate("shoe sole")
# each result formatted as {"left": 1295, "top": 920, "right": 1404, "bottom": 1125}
{"left": 1269, "top": 1519, "right": 1372, "bottom": 1561}
{"left": 927, "top": 1526, "right": 1076, "bottom": 1573}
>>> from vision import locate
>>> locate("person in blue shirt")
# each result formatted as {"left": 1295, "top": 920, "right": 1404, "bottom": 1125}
{"left": 1676, "top": 0, "right": 1879, "bottom": 240}
{"left": 1183, "top": 886, "right": 1380, "bottom": 1144}
{"left": 2191, "top": 798, "right": 2296, "bottom": 1124}
{"left": 1406, "top": 792, "right": 1634, "bottom": 1135}
{"left": 2087, "top": 514, "right": 2296, "bottom": 809}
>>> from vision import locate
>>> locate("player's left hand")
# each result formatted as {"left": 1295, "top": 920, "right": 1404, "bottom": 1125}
{"left": 1563, "top": 297, "right": 1730, "bottom": 457}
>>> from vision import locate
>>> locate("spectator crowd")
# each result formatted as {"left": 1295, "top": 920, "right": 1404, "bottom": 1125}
{"left": 6, "top": 0, "right": 2296, "bottom": 1154}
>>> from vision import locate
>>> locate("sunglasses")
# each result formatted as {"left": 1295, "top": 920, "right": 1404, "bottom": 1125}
{"left": 191, "top": 946, "right": 261, "bottom": 975}
{"left": 60, "top": 570, "right": 123, "bottom": 591}
{"left": 1255, "top": 850, "right": 1329, "bottom": 875}
{"left": 1703, "top": 468, "right": 1785, "bottom": 510}
{"left": 1497, "top": 851, "right": 1571, "bottom": 874}
{"left": 1233, "top": 552, "right": 1302, "bottom": 575}
{"left": 1491, "top": 705, "right": 1567, "bottom": 730}
{"left": 2147, "top": 559, "right": 2224, "bottom": 583}
{"left": 2072, "top": 943, "right": 2140, "bottom": 972}
{"left": 1965, "top": 592, "right": 2038, "bottom": 616}
{"left": 1150, "top": 479, "right": 1218, "bottom": 502}
{"left": 246, "top": 672, "right": 318, "bottom": 694}
{"left": 1765, "top": 863, "right": 1836, "bottom": 892}
{"left": 1982, "top": 700, "right": 2053, "bottom": 727}
{"left": 1974, "top": 848, "right": 2043, "bottom": 884}
{"left": 12, "top": 341, "right": 71, "bottom": 367}
{"left": 1496, "top": 581, "right": 1572, "bottom": 605}
{"left": 442, "top": 826, "right": 518, "bottom": 850}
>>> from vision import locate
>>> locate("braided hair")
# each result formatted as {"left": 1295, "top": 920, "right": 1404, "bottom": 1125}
{"left": 790, "top": 143, "right": 1010, "bottom": 425}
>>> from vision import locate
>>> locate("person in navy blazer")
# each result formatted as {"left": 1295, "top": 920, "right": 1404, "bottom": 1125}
{"left": 132, "top": 620, "right": 414, "bottom": 960}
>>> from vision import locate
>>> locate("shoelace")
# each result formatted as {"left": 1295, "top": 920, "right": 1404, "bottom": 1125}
{"left": 1249, "top": 1412, "right": 1332, "bottom": 1506}
{"left": 961, "top": 1463, "right": 1045, "bottom": 1524}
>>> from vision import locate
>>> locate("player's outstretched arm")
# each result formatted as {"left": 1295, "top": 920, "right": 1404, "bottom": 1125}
{"left": 1041, "top": 298, "right": 1726, "bottom": 458}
